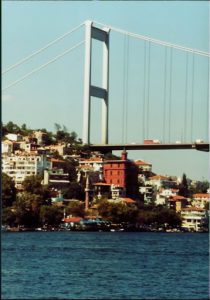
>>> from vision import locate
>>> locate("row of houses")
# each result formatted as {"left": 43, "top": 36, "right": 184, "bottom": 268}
{"left": 2, "top": 132, "right": 209, "bottom": 232}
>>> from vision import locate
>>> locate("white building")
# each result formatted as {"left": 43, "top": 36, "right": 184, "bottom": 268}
{"left": 79, "top": 156, "right": 104, "bottom": 172}
{"left": 111, "top": 184, "right": 126, "bottom": 199}
{"left": 139, "top": 184, "right": 155, "bottom": 204}
{"left": 78, "top": 156, "right": 104, "bottom": 182}
{"left": 6, "top": 133, "right": 23, "bottom": 142}
{"left": 181, "top": 207, "right": 207, "bottom": 232}
{"left": 43, "top": 169, "right": 70, "bottom": 187}
{"left": 156, "top": 188, "right": 178, "bottom": 205}
{"left": 2, "top": 140, "right": 13, "bottom": 154}
{"left": 146, "top": 175, "right": 169, "bottom": 190}
{"left": 2, "top": 153, "right": 51, "bottom": 189}
{"left": 135, "top": 160, "right": 152, "bottom": 172}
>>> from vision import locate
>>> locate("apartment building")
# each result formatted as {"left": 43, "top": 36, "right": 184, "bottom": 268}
{"left": 43, "top": 168, "right": 70, "bottom": 189}
{"left": 181, "top": 207, "right": 207, "bottom": 232}
{"left": 2, "top": 153, "right": 51, "bottom": 189}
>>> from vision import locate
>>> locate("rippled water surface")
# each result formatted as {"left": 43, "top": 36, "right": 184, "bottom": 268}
{"left": 2, "top": 232, "right": 209, "bottom": 299}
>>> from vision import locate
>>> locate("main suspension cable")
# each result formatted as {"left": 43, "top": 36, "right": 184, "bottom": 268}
{"left": 2, "top": 41, "right": 84, "bottom": 91}
{"left": 93, "top": 20, "right": 210, "bottom": 57}
{"left": 2, "top": 22, "right": 84, "bottom": 75}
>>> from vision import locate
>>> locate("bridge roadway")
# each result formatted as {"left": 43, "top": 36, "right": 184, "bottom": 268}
{"left": 88, "top": 143, "right": 209, "bottom": 153}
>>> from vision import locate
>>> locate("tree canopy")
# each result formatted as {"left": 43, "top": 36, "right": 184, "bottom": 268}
{"left": 2, "top": 173, "right": 16, "bottom": 208}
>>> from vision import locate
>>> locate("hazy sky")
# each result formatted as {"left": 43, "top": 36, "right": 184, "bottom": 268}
{"left": 2, "top": 1, "right": 209, "bottom": 181}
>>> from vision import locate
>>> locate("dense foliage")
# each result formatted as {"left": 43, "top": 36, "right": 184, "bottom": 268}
{"left": 178, "top": 173, "right": 190, "bottom": 198}
{"left": 97, "top": 200, "right": 182, "bottom": 230}
{"left": 2, "top": 173, "right": 16, "bottom": 208}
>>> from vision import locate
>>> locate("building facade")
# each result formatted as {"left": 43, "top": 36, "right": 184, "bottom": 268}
{"left": 2, "top": 153, "right": 51, "bottom": 189}
{"left": 103, "top": 151, "right": 139, "bottom": 198}
{"left": 181, "top": 207, "right": 207, "bottom": 232}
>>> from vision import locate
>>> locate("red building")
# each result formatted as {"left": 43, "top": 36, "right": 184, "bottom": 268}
{"left": 103, "top": 151, "right": 139, "bottom": 198}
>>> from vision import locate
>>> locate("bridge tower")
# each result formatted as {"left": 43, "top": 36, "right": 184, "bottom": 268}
{"left": 83, "top": 20, "right": 110, "bottom": 145}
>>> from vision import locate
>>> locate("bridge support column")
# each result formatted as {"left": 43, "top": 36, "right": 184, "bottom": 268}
{"left": 101, "top": 27, "right": 110, "bottom": 144}
{"left": 83, "top": 20, "right": 110, "bottom": 145}
{"left": 83, "top": 20, "right": 92, "bottom": 145}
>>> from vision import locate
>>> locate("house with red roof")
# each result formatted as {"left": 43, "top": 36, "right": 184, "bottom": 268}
{"left": 166, "top": 195, "right": 188, "bottom": 212}
{"left": 134, "top": 160, "right": 152, "bottom": 172}
{"left": 62, "top": 216, "right": 83, "bottom": 229}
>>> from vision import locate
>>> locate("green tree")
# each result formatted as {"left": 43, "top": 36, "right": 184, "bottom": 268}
{"left": 65, "top": 201, "right": 85, "bottom": 217}
{"left": 43, "top": 132, "right": 54, "bottom": 145}
{"left": 152, "top": 206, "right": 182, "bottom": 229}
{"left": 54, "top": 123, "right": 62, "bottom": 132}
{"left": 98, "top": 200, "right": 138, "bottom": 224}
{"left": 195, "top": 181, "right": 209, "bottom": 193}
{"left": 137, "top": 209, "right": 156, "bottom": 226}
{"left": 4, "top": 121, "right": 21, "bottom": 134}
{"left": 178, "top": 173, "right": 189, "bottom": 198}
{"left": 12, "top": 192, "right": 46, "bottom": 227}
{"left": 2, "top": 173, "right": 16, "bottom": 208}
{"left": 20, "top": 123, "right": 33, "bottom": 135}
{"left": 54, "top": 123, "right": 71, "bottom": 144}
{"left": 63, "top": 182, "right": 85, "bottom": 200}
{"left": 64, "top": 158, "right": 78, "bottom": 182}
{"left": 40, "top": 205, "right": 63, "bottom": 226}
{"left": 55, "top": 130, "right": 68, "bottom": 143}
{"left": 2, "top": 207, "right": 16, "bottom": 227}
{"left": 22, "top": 175, "right": 50, "bottom": 199}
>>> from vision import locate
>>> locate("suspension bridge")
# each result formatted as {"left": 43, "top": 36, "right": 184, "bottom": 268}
{"left": 2, "top": 20, "right": 209, "bottom": 152}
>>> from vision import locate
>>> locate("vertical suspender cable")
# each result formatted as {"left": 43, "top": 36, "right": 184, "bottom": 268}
{"left": 190, "top": 53, "right": 195, "bottom": 142}
{"left": 184, "top": 53, "right": 189, "bottom": 141}
{"left": 168, "top": 48, "right": 173, "bottom": 142}
{"left": 122, "top": 35, "right": 127, "bottom": 143}
{"left": 207, "top": 56, "right": 209, "bottom": 141}
{"left": 163, "top": 47, "right": 167, "bottom": 143}
{"left": 146, "top": 42, "right": 151, "bottom": 139}
{"left": 142, "top": 41, "right": 147, "bottom": 141}
{"left": 125, "top": 36, "right": 129, "bottom": 143}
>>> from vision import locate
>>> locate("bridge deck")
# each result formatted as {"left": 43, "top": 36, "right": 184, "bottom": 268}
{"left": 88, "top": 143, "right": 209, "bottom": 152}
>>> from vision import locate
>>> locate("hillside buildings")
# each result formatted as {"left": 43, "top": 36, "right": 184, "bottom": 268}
{"left": 2, "top": 131, "right": 209, "bottom": 232}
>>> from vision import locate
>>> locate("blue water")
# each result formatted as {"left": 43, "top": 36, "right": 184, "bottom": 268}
{"left": 2, "top": 232, "right": 209, "bottom": 299}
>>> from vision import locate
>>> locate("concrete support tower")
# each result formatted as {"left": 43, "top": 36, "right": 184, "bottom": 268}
{"left": 83, "top": 20, "right": 110, "bottom": 145}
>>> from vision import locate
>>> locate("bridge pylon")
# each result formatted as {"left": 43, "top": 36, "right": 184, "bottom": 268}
{"left": 83, "top": 20, "right": 110, "bottom": 145}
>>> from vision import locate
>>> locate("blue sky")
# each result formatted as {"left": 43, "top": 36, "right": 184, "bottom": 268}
{"left": 2, "top": 1, "right": 209, "bottom": 181}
